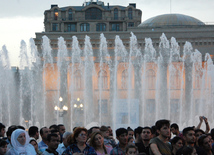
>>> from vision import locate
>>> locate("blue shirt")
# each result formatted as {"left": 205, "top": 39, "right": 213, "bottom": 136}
{"left": 57, "top": 143, "right": 66, "bottom": 155}
{"left": 110, "top": 145, "right": 125, "bottom": 155}
{"left": 38, "top": 140, "right": 48, "bottom": 153}
{"left": 62, "top": 143, "right": 97, "bottom": 155}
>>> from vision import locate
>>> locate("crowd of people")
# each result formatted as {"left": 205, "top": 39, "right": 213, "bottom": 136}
{"left": 0, "top": 116, "right": 213, "bottom": 155}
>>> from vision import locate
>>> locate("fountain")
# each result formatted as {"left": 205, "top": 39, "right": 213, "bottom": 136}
{"left": 0, "top": 32, "right": 214, "bottom": 131}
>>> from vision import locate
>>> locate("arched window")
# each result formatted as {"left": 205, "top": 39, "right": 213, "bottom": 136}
{"left": 146, "top": 69, "right": 156, "bottom": 89}
{"left": 74, "top": 70, "right": 83, "bottom": 89}
{"left": 80, "top": 23, "right": 90, "bottom": 32}
{"left": 96, "top": 23, "right": 106, "bottom": 31}
{"left": 114, "top": 8, "right": 118, "bottom": 20}
{"left": 68, "top": 9, "right": 72, "bottom": 20}
{"left": 170, "top": 69, "right": 181, "bottom": 89}
{"left": 121, "top": 70, "right": 128, "bottom": 89}
{"left": 85, "top": 7, "right": 102, "bottom": 20}
{"left": 128, "top": 8, "right": 133, "bottom": 19}
{"left": 54, "top": 9, "right": 58, "bottom": 20}
{"left": 98, "top": 70, "right": 108, "bottom": 89}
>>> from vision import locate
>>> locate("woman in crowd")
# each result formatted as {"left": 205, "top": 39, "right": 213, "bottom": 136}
{"left": 63, "top": 127, "right": 97, "bottom": 155}
{"left": 0, "top": 139, "right": 7, "bottom": 155}
{"left": 29, "top": 138, "right": 42, "bottom": 155}
{"left": 7, "top": 129, "right": 36, "bottom": 155}
{"left": 170, "top": 136, "right": 183, "bottom": 155}
{"left": 90, "top": 132, "right": 112, "bottom": 155}
{"left": 125, "top": 144, "right": 138, "bottom": 155}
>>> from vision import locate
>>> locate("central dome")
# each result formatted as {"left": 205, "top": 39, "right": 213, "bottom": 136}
{"left": 138, "top": 14, "right": 205, "bottom": 28}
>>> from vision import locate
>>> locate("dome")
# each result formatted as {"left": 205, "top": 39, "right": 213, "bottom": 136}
{"left": 138, "top": 14, "right": 205, "bottom": 28}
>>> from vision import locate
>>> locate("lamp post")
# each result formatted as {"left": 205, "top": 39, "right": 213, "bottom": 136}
{"left": 54, "top": 97, "right": 68, "bottom": 124}
{"left": 73, "top": 98, "right": 84, "bottom": 126}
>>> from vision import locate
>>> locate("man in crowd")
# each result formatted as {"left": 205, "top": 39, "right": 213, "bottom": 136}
{"left": 135, "top": 126, "right": 152, "bottom": 155}
{"left": 28, "top": 126, "right": 39, "bottom": 140}
{"left": 58, "top": 124, "right": 66, "bottom": 143}
{"left": 43, "top": 133, "right": 60, "bottom": 155}
{"left": 100, "top": 125, "right": 116, "bottom": 148}
{"left": 134, "top": 126, "right": 143, "bottom": 143}
{"left": 110, "top": 128, "right": 128, "bottom": 155}
{"left": 38, "top": 127, "right": 50, "bottom": 153}
{"left": 149, "top": 119, "right": 171, "bottom": 155}
{"left": 170, "top": 123, "right": 182, "bottom": 138}
{"left": 56, "top": 131, "right": 72, "bottom": 154}
{"left": 0, "top": 123, "right": 5, "bottom": 138}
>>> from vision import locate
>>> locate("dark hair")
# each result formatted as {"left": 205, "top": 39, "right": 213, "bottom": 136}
{"left": 0, "top": 139, "right": 7, "bottom": 147}
{"left": 58, "top": 124, "right": 64, "bottom": 128}
{"left": 182, "top": 127, "right": 195, "bottom": 137}
{"left": 0, "top": 123, "right": 5, "bottom": 131}
{"left": 211, "top": 128, "right": 214, "bottom": 139}
{"left": 51, "top": 129, "right": 59, "bottom": 134}
{"left": 134, "top": 126, "right": 143, "bottom": 138}
{"left": 17, "top": 125, "right": 25, "bottom": 130}
{"left": 100, "top": 126, "right": 108, "bottom": 132}
{"left": 195, "top": 129, "right": 205, "bottom": 135}
{"left": 198, "top": 134, "right": 208, "bottom": 147}
{"left": 155, "top": 119, "right": 170, "bottom": 130}
{"left": 125, "top": 144, "right": 138, "bottom": 153}
{"left": 142, "top": 126, "right": 152, "bottom": 133}
{"left": 29, "top": 138, "right": 37, "bottom": 144}
{"left": 28, "top": 126, "right": 39, "bottom": 137}
{"left": 151, "top": 125, "right": 157, "bottom": 135}
{"left": 128, "top": 137, "right": 134, "bottom": 142}
{"left": 40, "top": 127, "right": 47, "bottom": 136}
{"left": 47, "top": 133, "right": 58, "bottom": 142}
{"left": 127, "top": 127, "right": 133, "bottom": 132}
{"left": 171, "top": 123, "right": 179, "bottom": 130}
{"left": 181, "top": 146, "right": 195, "bottom": 155}
{"left": 170, "top": 136, "right": 183, "bottom": 145}
{"left": 116, "top": 128, "right": 127, "bottom": 137}
{"left": 72, "top": 127, "right": 88, "bottom": 144}
{"left": 6, "top": 125, "right": 18, "bottom": 137}
{"left": 90, "top": 131, "right": 106, "bottom": 153}
{"left": 49, "top": 124, "right": 58, "bottom": 130}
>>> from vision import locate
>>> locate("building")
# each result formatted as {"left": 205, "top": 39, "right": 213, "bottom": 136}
{"left": 34, "top": 1, "right": 214, "bottom": 129}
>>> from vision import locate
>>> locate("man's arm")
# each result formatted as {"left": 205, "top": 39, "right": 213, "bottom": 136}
{"left": 204, "top": 117, "right": 210, "bottom": 134}
{"left": 150, "top": 143, "right": 162, "bottom": 155}
{"left": 196, "top": 116, "right": 203, "bottom": 129}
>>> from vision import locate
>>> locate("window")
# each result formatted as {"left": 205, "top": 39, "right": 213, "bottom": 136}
{"left": 68, "top": 9, "right": 72, "bottom": 20}
{"left": 112, "top": 23, "right": 120, "bottom": 31}
{"left": 54, "top": 9, "right": 58, "bottom": 20}
{"left": 146, "top": 69, "right": 156, "bottom": 89}
{"left": 128, "top": 8, "right": 133, "bottom": 19}
{"left": 80, "top": 23, "right": 90, "bottom": 32}
{"left": 114, "top": 8, "right": 118, "bottom": 20}
{"left": 68, "top": 24, "right": 76, "bottom": 32}
{"left": 74, "top": 70, "right": 83, "bottom": 89}
{"left": 121, "top": 70, "right": 128, "bottom": 89}
{"left": 85, "top": 7, "right": 102, "bottom": 20}
{"left": 98, "top": 70, "right": 108, "bottom": 89}
{"left": 128, "top": 22, "right": 134, "bottom": 27}
{"left": 52, "top": 23, "right": 58, "bottom": 31}
{"left": 96, "top": 23, "right": 106, "bottom": 31}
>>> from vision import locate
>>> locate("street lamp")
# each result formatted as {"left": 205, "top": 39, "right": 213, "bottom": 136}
{"left": 54, "top": 97, "right": 68, "bottom": 123}
{"left": 74, "top": 98, "right": 84, "bottom": 110}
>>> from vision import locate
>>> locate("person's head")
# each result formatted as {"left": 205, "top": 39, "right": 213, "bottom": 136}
{"left": 155, "top": 119, "right": 170, "bottom": 138}
{"left": 210, "top": 128, "right": 214, "bottom": 140}
{"left": 11, "top": 129, "right": 30, "bottom": 147}
{"left": 181, "top": 146, "right": 197, "bottom": 155}
{"left": 0, "top": 139, "right": 7, "bottom": 155}
{"left": 116, "top": 128, "right": 128, "bottom": 146}
{"left": 90, "top": 132, "right": 105, "bottom": 149}
{"left": 127, "top": 127, "right": 134, "bottom": 138}
{"left": 28, "top": 126, "right": 39, "bottom": 140}
{"left": 47, "top": 133, "right": 59, "bottom": 151}
{"left": 29, "top": 138, "right": 39, "bottom": 152}
{"left": 125, "top": 144, "right": 138, "bottom": 155}
{"left": 141, "top": 126, "right": 152, "bottom": 141}
{"left": 198, "top": 134, "right": 212, "bottom": 152}
{"left": 206, "top": 133, "right": 214, "bottom": 144}
{"left": 170, "top": 123, "right": 179, "bottom": 135}
{"left": 134, "top": 126, "right": 143, "bottom": 141}
{"left": 151, "top": 125, "right": 157, "bottom": 138}
{"left": 182, "top": 127, "right": 195, "bottom": 145}
{"left": 100, "top": 126, "right": 109, "bottom": 138}
{"left": 171, "top": 136, "right": 183, "bottom": 151}
{"left": 88, "top": 126, "right": 100, "bottom": 138}
{"left": 107, "top": 126, "right": 113, "bottom": 136}
{"left": 62, "top": 132, "right": 72, "bottom": 147}
{"left": 73, "top": 127, "right": 88, "bottom": 144}
{"left": 0, "top": 123, "right": 5, "bottom": 137}
{"left": 49, "top": 124, "right": 58, "bottom": 131}
{"left": 195, "top": 129, "right": 205, "bottom": 142}
{"left": 17, "top": 126, "right": 25, "bottom": 130}
{"left": 6, "top": 125, "right": 18, "bottom": 142}
{"left": 128, "top": 137, "right": 134, "bottom": 145}
{"left": 51, "top": 129, "right": 60, "bottom": 140}
{"left": 58, "top": 124, "right": 66, "bottom": 135}
{"left": 40, "top": 127, "right": 50, "bottom": 141}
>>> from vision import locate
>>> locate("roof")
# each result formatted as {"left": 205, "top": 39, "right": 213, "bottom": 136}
{"left": 60, "top": 5, "right": 127, "bottom": 11}
{"left": 138, "top": 14, "right": 205, "bottom": 28}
